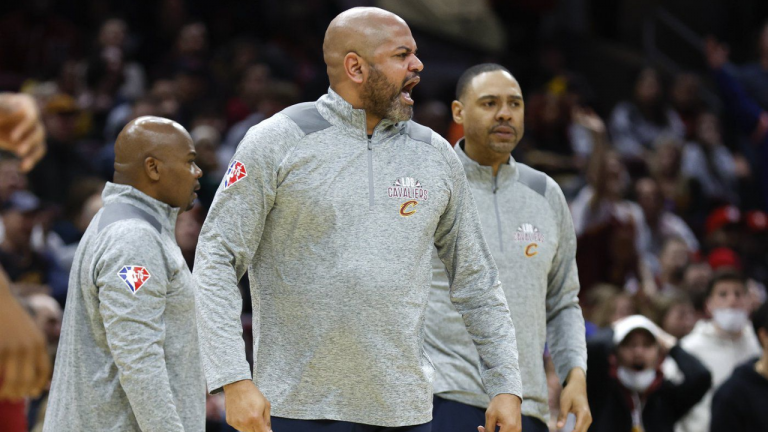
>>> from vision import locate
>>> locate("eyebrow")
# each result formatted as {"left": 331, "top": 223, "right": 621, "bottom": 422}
{"left": 395, "top": 46, "right": 417, "bottom": 55}
{"left": 477, "top": 94, "right": 524, "bottom": 101}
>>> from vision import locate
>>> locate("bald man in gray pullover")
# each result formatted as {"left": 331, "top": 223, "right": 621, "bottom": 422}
{"left": 425, "top": 64, "right": 592, "bottom": 432}
{"left": 194, "top": 8, "right": 522, "bottom": 432}
{"left": 44, "top": 117, "right": 204, "bottom": 431}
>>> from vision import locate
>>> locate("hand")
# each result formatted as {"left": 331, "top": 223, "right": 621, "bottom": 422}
{"left": 0, "top": 269, "right": 51, "bottom": 400}
{"left": 557, "top": 368, "right": 592, "bottom": 432}
{"left": 478, "top": 393, "right": 521, "bottom": 432}
{"left": 571, "top": 106, "right": 606, "bottom": 136}
{"left": 704, "top": 36, "right": 729, "bottom": 70}
{"left": 223, "top": 379, "right": 272, "bottom": 432}
{"left": 0, "top": 93, "right": 46, "bottom": 172}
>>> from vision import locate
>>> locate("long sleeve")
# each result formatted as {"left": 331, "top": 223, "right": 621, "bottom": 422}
{"left": 710, "top": 384, "right": 746, "bottom": 432}
{"left": 433, "top": 142, "right": 522, "bottom": 400}
{"left": 714, "top": 66, "right": 764, "bottom": 134}
{"left": 95, "top": 223, "right": 183, "bottom": 432}
{"left": 544, "top": 178, "right": 588, "bottom": 383}
{"left": 193, "top": 115, "right": 297, "bottom": 393}
{"left": 667, "top": 345, "right": 712, "bottom": 420}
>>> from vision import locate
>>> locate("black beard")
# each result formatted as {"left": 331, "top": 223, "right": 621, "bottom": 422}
{"left": 360, "top": 65, "right": 413, "bottom": 123}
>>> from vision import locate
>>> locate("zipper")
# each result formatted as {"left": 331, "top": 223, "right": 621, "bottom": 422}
{"left": 493, "top": 176, "right": 504, "bottom": 252}
{"left": 367, "top": 137, "right": 374, "bottom": 209}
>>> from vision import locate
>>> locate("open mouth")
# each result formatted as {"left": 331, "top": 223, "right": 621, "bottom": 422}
{"left": 401, "top": 77, "right": 420, "bottom": 105}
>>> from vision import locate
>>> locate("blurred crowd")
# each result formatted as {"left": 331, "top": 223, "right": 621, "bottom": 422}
{"left": 0, "top": 0, "right": 767, "bottom": 431}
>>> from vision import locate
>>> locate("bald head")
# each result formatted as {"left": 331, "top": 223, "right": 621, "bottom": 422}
{"left": 113, "top": 116, "right": 201, "bottom": 209}
{"left": 115, "top": 116, "right": 191, "bottom": 181}
{"left": 323, "top": 7, "right": 410, "bottom": 86}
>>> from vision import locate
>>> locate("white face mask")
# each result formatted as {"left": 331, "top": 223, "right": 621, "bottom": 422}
{"left": 617, "top": 366, "right": 657, "bottom": 393}
{"left": 712, "top": 308, "right": 749, "bottom": 333}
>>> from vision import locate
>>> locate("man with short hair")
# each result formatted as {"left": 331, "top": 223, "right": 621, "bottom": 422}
{"left": 676, "top": 270, "right": 762, "bottom": 432}
{"left": 424, "top": 63, "right": 590, "bottom": 432}
{"left": 43, "top": 116, "right": 205, "bottom": 431}
{"left": 194, "top": 8, "right": 522, "bottom": 432}
{"left": 710, "top": 300, "right": 768, "bottom": 431}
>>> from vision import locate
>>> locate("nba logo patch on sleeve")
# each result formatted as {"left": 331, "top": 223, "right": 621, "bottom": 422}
{"left": 224, "top": 160, "right": 247, "bottom": 188}
{"left": 118, "top": 266, "right": 151, "bottom": 294}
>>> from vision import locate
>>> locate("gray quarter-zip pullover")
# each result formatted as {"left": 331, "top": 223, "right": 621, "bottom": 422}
{"left": 425, "top": 141, "right": 587, "bottom": 424}
{"left": 193, "top": 89, "right": 521, "bottom": 427}
{"left": 44, "top": 183, "right": 205, "bottom": 432}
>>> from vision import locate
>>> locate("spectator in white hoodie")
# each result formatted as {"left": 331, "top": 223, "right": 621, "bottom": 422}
{"left": 675, "top": 270, "right": 762, "bottom": 432}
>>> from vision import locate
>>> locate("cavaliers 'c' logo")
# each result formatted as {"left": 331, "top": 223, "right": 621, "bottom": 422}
{"left": 525, "top": 243, "right": 538, "bottom": 257}
{"left": 400, "top": 200, "right": 418, "bottom": 217}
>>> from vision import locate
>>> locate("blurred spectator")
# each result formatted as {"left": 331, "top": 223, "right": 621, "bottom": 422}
{"left": 608, "top": 67, "right": 685, "bottom": 160}
{"left": 681, "top": 112, "right": 738, "bottom": 206}
{"left": 586, "top": 315, "right": 710, "bottom": 432}
{"left": 175, "top": 204, "right": 204, "bottom": 270}
{"left": 26, "top": 292, "right": 62, "bottom": 361}
{"left": 728, "top": 22, "right": 768, "bottom": 110}
{"left": 584, "top": 284, "right": 636, "bottom": 330}
{"left": 0, "top": 153, "right": 27, "bottom": 207}
{"left": 225, "top": 63, "right": 271, "bottom": 125}
{"left": 669, "top": 72, "right": 704, "bottom": 140}
{"left": 27, "top": 94, "right": 96, "bottom": 205}
{"left": 0, "top": 191, "right": 67, "bottom": 303}
{"left": 710, "top": 300, "right": 768, "bottom": 431}
{"left": 707, "top": 247, "right": 742, "bottom": 272}
{"left": 44, "top": 178, "right": 104, "bottom": 272}
{"left": 219, "top": 80, "right": 299, "bottom": 166}
{"left": 635, "top": 177, "right": 698, "bottom": 255}
{"left": 705, "top": 37, "right": 768, "bottom": 211}
{"left": 190, "top": 125, "right": 221, "bottom": 207}
{"left": 704, "top": 205, "right": 741, "bottom": 251}
{"left": 743, "top": 210, "right": 768, "bottom": 283}
{"left": 649, "top": 137, "right": 696, "bottom": 217}
{"left": 657, "top": 237, "right": 691, "bottom": 292}
{"left": 676, "top": 271, "right": 762, "bottom": 432}
{"left": 653, "top": 291, "right": 697, "bottom": 340}
{"left": 412, "top": 99, "right": 451, "bottom": 141}
{"left": 572, "top": 149, "right": 655, "bottom": 293}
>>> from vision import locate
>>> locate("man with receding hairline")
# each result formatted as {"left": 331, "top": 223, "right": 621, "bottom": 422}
{"left": 43, "top": 116, "right": 205, "bottom": 431}
{"left": 424, "top": 64, "right": 590, "bottom": 432}
{"left": 195, "top": 7, "right": 522, "bottom": 432}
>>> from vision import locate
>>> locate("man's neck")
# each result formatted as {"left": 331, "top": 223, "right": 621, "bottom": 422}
{"left": 463, "top": 138, "right": 509, "bottom": 176}
{"left": 366, "top": 114, "right": 381, "bottom": 136}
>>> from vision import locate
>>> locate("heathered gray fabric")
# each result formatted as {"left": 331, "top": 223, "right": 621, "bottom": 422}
{"left": 44, "top": 183, "right": 205, "bottom": 432}
{"left": 425, "top": 141, "right": 587, "bottom": 424}
{"left": 193, "top": 89, "right": 521, "bottom": 427}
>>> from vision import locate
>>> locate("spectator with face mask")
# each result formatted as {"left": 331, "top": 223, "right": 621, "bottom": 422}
{"left": 675, "top": 271, "right": 762, "bottom": 432}
{"left": 586, "top": 315, "right": 710, "bottom": 432}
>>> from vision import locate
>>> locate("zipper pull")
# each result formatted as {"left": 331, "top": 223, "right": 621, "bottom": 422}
{"left": 368, "top": 139, "right": 373, "bottom": 150}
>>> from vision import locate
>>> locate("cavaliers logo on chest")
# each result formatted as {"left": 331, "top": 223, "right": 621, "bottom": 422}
{"left": 388, "top": 177, "right": 428, "bottom": 217}
{"left": 514, "top": 223, "right": 544, "bottom": 257}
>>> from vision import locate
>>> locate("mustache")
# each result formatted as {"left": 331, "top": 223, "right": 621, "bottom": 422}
{"left": 489, "top": 122, "right": 518, "bottom": 134}
{"left": 401, "top": 73, "right": 420, "bottom": 88}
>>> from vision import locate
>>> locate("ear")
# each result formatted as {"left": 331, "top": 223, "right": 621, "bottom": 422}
{"left": 451, "top": 100, "right": 464, "bottom": 124}
{"left": 145, "top": 157, "right": 161, "bottom": 181}
{"left": 344, "top": 52, "right": 366, "bottom": 84}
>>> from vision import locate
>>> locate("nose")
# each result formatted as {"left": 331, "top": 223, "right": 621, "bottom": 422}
{"left": 496, "top": 103, "right": 513, "bottom": 121}
{"left": 410, "top": 54, "right": 424, "bottom": 73}
{"left": 194, "top": 163, "right": 203, "bottom": 178}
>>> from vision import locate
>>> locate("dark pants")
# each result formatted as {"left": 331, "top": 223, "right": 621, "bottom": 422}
{"left": 432, "top": 396, "right": 548, "bottom": 432}
{"left": 271, "top": 417, "right": 432, "bottom": 432}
